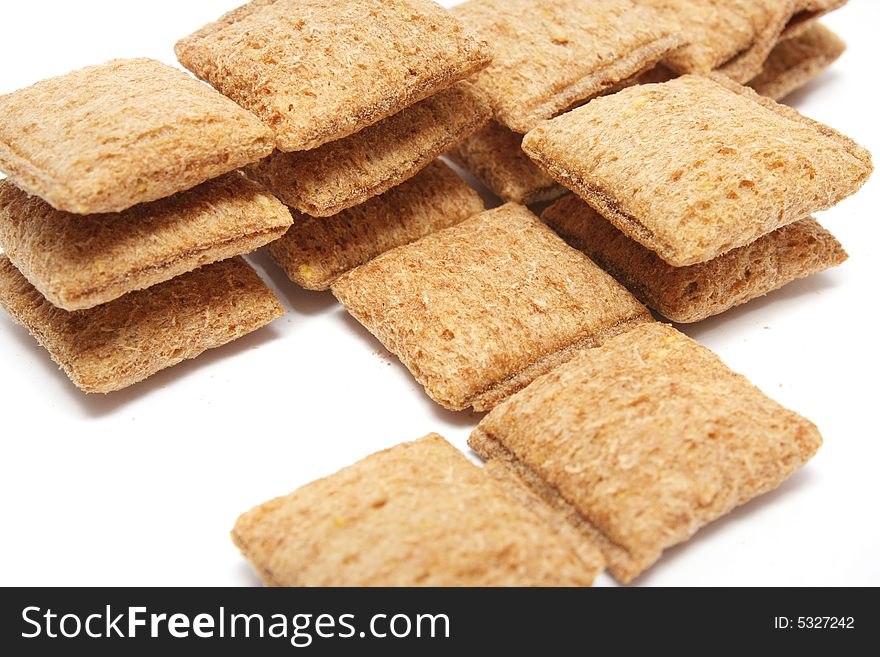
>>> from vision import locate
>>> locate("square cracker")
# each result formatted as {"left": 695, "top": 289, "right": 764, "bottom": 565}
{"left": 453, "top": 0, "right": 684, "bottom": 133}
{"left": 268, "top": 161, "right": 483, "bottom": 291}
{"left": 233, "top": 434, "right": 604, "bottom": 586}
{"left": 0, "top": 257, "right": 283, "bottom": 394}
{"left": 0, "top": 174, "right": 293, "bottom": 311}
{"left": 0, "top": 58, "right": 274, "bottom": 215}
{"left": 543, "top": 194, "right": 848, "bottom": 323}
{"left": 469, "top": 323, "right": 823, "bottom": 583}
{"left": 448, "top": 122, "right": 564, "bottom": 206}
{"left": 523, "top": 74, "right": 872, "bottom": 267}
{"left": 641, "top": 0, "right": 847, "bottom": 83}
{"left": 175, "top": 0, "right": 490, "bottom": 153}
{"left": 331, "top": 203, "right": 652, "bottom": 411}
{"left": 247, "top": 83, "right": 490, "bottom": 217}
{"left": 749, "top": 24, "right": 846, "bottom": 101}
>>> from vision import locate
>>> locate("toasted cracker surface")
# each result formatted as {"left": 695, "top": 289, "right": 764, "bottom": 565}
{"left": 0, "top": 257, "right": 283, "bottom": 393}
{"left": 470, "top": 323, "right": 822, "bottom": 582}
{"left": 448, "top": 122, "right": 564, "bottom": 205}
{"left": 0, "top": 58, "right": 274, "bottom": 214}
{"left": 332, "top": 203, "right": 652, "bottom": 411}
{"left": 233, "top": 434, "right": 602, "bottom": 586}
{"left": 454, "top": 0, "right": 683, "bottom": 133}
{"left": 0, "top": 174, "right": 292, "bottom": 311}
{"left": 268, "top": 161, "right": 483, "bottom": 291}
{"left": 641, "top": 0, "right": 847, "bottom": 82}
{"left": 749, "top": 24, "right": 846, "bottom": 100}
{"left": 247, "top": 83, "right": 490, "bottom": 217}
{"left": 543, "top": 195, "right": 847, "bottom": 323}
{"left": 523, "top": 74, "right": 872, "bottom": 266}
{"left": 176, "top": 0, "right": 491, "bottom": 152}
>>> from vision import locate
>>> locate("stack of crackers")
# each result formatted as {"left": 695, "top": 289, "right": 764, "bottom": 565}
{"left": 174, "top": 0, "right": 494, "bottom": 291}
{"left": 0, "top": 58, "right": 295, "bottom": 393}
{"left": 0, "top": 0, "right": 874, "bottom": 585}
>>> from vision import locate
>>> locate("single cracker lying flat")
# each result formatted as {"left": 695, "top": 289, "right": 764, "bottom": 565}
{"left": 0, "top": 257, "right": 283, "bottom": 394}
{"left": 523, "top": 74, "right": 872, "bottom": 267}
{"left": 0, "top": 174, "right": 293, "bottom": 311}
{"left": 543, "top": 195, "right": 848, "bottom": 323}
{"left": 175, "top": 0, "right": 491, "bottom": 152}
{"left": 247, "top": 83, "right": 490, "bottom": 217}
{"left": 448, "top": 122, "right": 564, "bottom": 205}
{"left": 469, "top": 323, "right": 822, "bottom": 583}
{"left": 641, "top": 0, "right": 847, "bottom": 83}
{"left": 332, "top": 203, "right": 653, "bottom": 411}
{"left": 233, "top": 434, "right": 604, "bottom": 586}
{"left": 749, "top": 24, "right": 846, "bottom": 100}
{"left": 268, "top": 161, "right": 483, "bottom": 291}
{"left": 0, "top": 58, "right": 274, "bottom": 215}
{"left": 453, "top": 0, "right": 684, "bottom": 133}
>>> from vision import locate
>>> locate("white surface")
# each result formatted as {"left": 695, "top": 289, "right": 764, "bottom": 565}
{"left": 0, "top": 0, "right": 877, "bottom": 587}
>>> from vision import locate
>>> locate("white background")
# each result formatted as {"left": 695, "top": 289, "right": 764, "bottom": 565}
{"left": 0, "top": 1, "right": 877, "bottom": 587}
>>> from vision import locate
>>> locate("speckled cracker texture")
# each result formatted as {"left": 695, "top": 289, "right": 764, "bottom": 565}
{"left": 0, "top": 257, "right": 283, "bottom": 393}
{"left": 453, "top": 0, "right": 683, "bottom": 133}
{"left": 0, "top": 58, "right": 274, "bottom": 214}
{"left": 0, "top": 174, "right": 293, "bottom": 311}
{"left": 448, "top": 122, "right": 564, "bottom": 205}
{"left": 470, "top": 323, "right": 823, "bottom": 583}
{"left": 268, "top": 161, "right": 483, "bottom": 291}
{"left": 523, "top": 74, "right": 872, "bottom": 266}
{"left": 749, "top": 24, "right": 846, "bottom": 100}
{"left": 332, "top": 203, "right": 653, "bottom": 411}
{"left": 247, "top": 83, "right": 491, "bottom": 217}
{"left": 640, "top": 0, "right": 847, "bottom": 82}
{"left": 176, "top": 0, "right": 491, "bottom": 152}
{"left": 233, "top": 434, "right": 604, "bottom": 586}
{"left": 543, "top": 195, "right": 848, "bottom": 323}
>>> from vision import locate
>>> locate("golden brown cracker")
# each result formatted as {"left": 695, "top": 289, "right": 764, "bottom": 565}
{"left": 0, "top": 174, "right": 292, "bottom": 311}
{"left": 542, "top": 195, "right": 848, "bottom": 323}
{"left": 447, "top": 122, "right": 564, "bottom": 205}
{"left": 749, "top": 24, "right": 846, "bottom": 100}
{"left": 268, "top": 161, "right": 483, "bottom": 291}
{"left": 0, "top": 59, "right": 274, "bottom": 214}
{"left": 642, "top": 0, "right": 847, "bottom": 83}
{"left": 233, "top": 434, "right": 603, "bottom": 586}
{"left": 470, "top": 323, "right": 822, "bottom": 582}
{"left": 523, "top": 74, "right": 872, "bottom": 266}
{"left": 332, "top": 203, "right": 652, "bottom": 411}
{"left": 176, "top": 0, "right": 491, "bottom": 152}
{"left": 0, "top": 256, "right": 283, "bottom": 393}
{"left": 247, "top": 83, "right": 490, "bottom": 217}
{"left": 453, "top": 0, "right": 684, "bottom": 133}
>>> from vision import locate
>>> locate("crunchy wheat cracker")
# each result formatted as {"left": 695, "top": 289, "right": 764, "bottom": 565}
{"left": 332, "top": 204, "right": 652, "bottom": 411}
{"left": 470, "top": 323, "right": 822, "bottom": 582}
{"left": 0, "top": 257, "right": 283, "bottom": 393}
{"left": 453, "top": 0, "right": 683, "bottom": 133}
{"left": 0, "top": 58, "right": 274, "bottom": 214}
{"left": 523, "top": 74, "right": 872, "bottom": 266}
{"left": 233, "top": 434, "right": 604, "bottom": 586}
{"left": 176, "top": 0, "right": 491, "bottom": 152}
{"left": 543, "top": 195, "right": 847, "bottom": 323}
{"left": 247, "top": 83, "right": 490, "bottom": 217}
{"left": 448, "top": 122, "right": 564, "bottom": 205}
{"left": 641, "top": 0, "right": 847, "bottom": 82}
{"left": 0, "top": 174, "right": 292, "bottom": 311}
{"left": 268, "top": 161, "right": 483, "bottom": 291}
{"left": 749, "top": 24, "right": 845, "bottom": 100}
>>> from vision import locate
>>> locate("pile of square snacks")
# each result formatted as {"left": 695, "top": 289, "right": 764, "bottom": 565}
{"left": 452, "top": 0, "right": 849, "bottom": 208}
{"left": 231, "top": 0, "right": 872, "bottom": 586}
{"left": 0, "top": 0, "right": 492, "bottom": 392}
{"left": 174, "top": 0, "right": 494, "bottom": 291}
{"left": 0, "top": 59, "right": 292, "bottom": 393}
